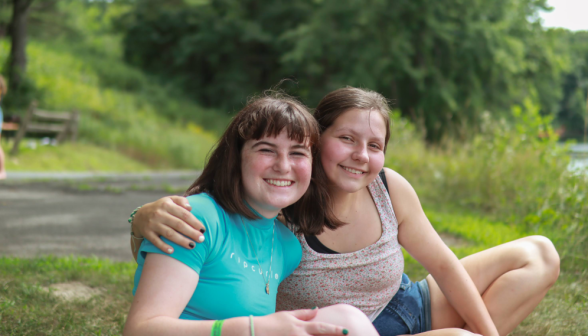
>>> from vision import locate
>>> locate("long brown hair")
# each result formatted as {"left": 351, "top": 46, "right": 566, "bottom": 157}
{"left": 307, "top": 87, "right": 391, "bottom": 233}
{"left": 185, "top": 93, "right": 342, "bottom": 235}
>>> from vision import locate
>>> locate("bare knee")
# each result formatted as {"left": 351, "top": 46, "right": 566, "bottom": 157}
{"left": 318, "top": 304, "right": 374, "bottom": 333}
{"left": 328, "top": 304, "right": 370, "bottom": 322}
{"left": 520, "top": 236, "right": 560, "bottom": 286}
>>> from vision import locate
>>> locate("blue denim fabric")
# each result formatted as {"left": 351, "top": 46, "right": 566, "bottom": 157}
{"left": 372, "top": 273, "right": 432, "bottom": 335}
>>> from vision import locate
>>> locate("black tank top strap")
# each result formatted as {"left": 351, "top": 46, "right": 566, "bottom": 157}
{"left": 379, "top": 169, "right": 389, "bottom": 194}
{"left": 304, "top": 235, "right": 339, "bottom": 254}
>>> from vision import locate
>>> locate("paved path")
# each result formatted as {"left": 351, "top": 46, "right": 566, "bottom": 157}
{"left": 0, "top": 172, "right": 200, "bottom": 262}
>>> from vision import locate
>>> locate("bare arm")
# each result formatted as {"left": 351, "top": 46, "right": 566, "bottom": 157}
{"left": 124, "top": 253, "right": 349, "bottom": 336}
{"left": 129, "top": 196, "right": 206, "bottom": 261}
{"left": 384, "top": 168, "right": 499, "bottom": 336}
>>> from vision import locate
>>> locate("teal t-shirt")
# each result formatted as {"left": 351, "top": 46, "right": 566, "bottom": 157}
{"left": 133, "top": 193, "right": 302, "bottom": 320}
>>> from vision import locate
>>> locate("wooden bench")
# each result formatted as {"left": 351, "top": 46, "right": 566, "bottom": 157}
{"left": 10, "top": 101, "right": 79, "bottom": 155}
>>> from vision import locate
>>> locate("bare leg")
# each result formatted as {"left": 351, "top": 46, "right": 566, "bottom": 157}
{"left": 0, "top": 134, "right": 6, "bottom": 179}
{"left": 428, "top": 236, "right": 560, "bottom": 336}
{"left": 414, "top": 330, "right": 481, "bottom": 336}
{"left": 314, "top": 305, "right": 482, "bottom": 336}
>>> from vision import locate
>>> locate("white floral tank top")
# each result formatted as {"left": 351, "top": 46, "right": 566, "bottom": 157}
{"left": 276, "top": 175, "right": 404, "bottom": 321}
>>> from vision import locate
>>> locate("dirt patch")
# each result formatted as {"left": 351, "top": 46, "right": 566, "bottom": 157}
{"left": 44, "top": 282, "right": 104, "bottom": 302}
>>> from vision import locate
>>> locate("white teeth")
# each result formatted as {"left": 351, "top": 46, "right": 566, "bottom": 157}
{"left": 342, "top": 166, "right": 364, "bottom": 175}
{"left": 266, "top": 179, "right": 292, "bottom": 187}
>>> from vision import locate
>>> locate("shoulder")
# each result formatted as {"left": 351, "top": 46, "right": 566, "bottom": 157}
{"left": 381, "top": 167, "right": 422, "bottom": 224}
{"left": 186, "top": 193, "right": 225, "bottom": 222}
{"left": 276, "top": 221, "right": 301, "bottom": 247}
{"left": 382, "top": 167, "right": 414, "bottom": 193}
{"left": 186, "top": 193, "right": 231, "bottom": 239}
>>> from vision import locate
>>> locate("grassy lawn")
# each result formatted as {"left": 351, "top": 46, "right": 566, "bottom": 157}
{"left": 0, "top": 209, "right": 585, "bottom": 335}
{"left": 0, "top": 256, "right": 135, "bottom": 335}
{"left": 2, "top": 141, "right": 152, "bottom": 172}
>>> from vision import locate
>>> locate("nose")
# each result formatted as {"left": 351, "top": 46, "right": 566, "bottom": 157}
{"left": 273, "top": 153, "right": 291, "bottom": 173}
{"left": 352, "top": 144, "right": 369, "bottom": 163}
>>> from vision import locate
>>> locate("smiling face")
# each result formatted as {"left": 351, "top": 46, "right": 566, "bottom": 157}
{"left": 320, "top": 108, "right": 387, "bottom": 193}
{"left": 241, "top": 129, "right": 313, "bottom": 218}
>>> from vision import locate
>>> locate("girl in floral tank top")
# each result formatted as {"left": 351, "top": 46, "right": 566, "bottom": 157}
{"left": 276, "top": 174, "right": 404, "bottom": 321}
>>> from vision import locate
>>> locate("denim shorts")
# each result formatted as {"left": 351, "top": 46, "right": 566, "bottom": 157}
{"left": 372, "top": 273, "right": 432, "bottom": 335}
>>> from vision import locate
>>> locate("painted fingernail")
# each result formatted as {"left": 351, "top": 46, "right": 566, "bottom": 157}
{"left": 312, "top": 306, "right": 318, "bottom": 310}
{"left": 198, "top": 235, "right": 205, "bottom": 243}
{"left": 167, "top": 248, "right": 173, "bottom": 253}
{"left": 185, "top": 203, "right": 192, "bottom": 208}
{"left": 342, "top": 329, "right": 349, "bottom": 335}
{"left": 200, "top": 228, "right": 206, "bottom": 234}
{"left": 189, "top": 242, "right": 195, "bottom": 249}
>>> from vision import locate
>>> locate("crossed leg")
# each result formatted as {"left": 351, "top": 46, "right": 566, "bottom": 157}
{"left": 427, "top": 235, "right": 560, "bottom": 336}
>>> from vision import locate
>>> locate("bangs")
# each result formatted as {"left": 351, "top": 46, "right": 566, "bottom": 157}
{"left": 238, "top": 98, "right": 319, "bottom": 148}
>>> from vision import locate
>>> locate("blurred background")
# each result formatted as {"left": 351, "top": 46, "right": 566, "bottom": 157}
{"left": 0, "top": 0, "right": 586, "bottom": 334}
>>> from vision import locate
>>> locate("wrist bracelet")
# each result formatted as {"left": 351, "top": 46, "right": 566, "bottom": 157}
{"left": 131, "top": 231, "right": 144, "bottom": 254}
{"left": 128, "top": 205, "right": 143, "bottom": 225}
{"left": 211, "top": 320, "right": 224, "bottom": 336}
{"left": 249, "top": 315, "right": 255, "bottom": 336}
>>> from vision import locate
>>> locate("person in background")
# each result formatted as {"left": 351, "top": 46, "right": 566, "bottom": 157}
{"left": 0, "top": 75, "right": 7, "bottom": 180}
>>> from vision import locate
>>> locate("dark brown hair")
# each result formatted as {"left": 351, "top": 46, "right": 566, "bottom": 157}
{"left": 314, "top": 86, "right": 391, "bottom": 151}
{"left": 185, "top": 93, "right": 341, "bottom": 235}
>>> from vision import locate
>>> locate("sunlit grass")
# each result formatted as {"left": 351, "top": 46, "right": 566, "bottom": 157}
{"left": 0, "top": 39, "right": 221, "bottom": 170}
{"left": 2, "top": 141, "right": 150, "bottom": 172}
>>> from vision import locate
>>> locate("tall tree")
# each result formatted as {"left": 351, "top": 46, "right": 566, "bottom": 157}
{"left": 121, "top": 0, "right": 566, "bottom": 141}
{"left": 8, "top": 0, "right": 34, "bottom": 91}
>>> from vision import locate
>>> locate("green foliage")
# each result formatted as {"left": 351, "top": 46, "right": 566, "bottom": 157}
{"left": 120, "top": 0, "right": 567, "bottom": 141}
{"left": 0, "top": 39, "right": 220, "bottom": 169}
{"left": 555, "top": 30, "right": 588, "bottom": 141}
{"left": 386, "top": 100, "right": 588, "bottom": 273}
{"left": 119, "top": 0, "right": 315, "bottom": 109}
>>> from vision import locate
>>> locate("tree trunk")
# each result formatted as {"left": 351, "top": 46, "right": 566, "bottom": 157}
{"left": 584, "top": 90, "right": 588, "bottom": 143}
{"left": 8, "top": 0, "right": 34, "bottom": 91}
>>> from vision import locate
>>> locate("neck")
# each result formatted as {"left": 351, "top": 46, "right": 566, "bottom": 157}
{"left": 244, "top": 199, "right": 279, "bottom": 219}
{"left": 254, "top": 209, "right": 280, "bottom": 219}
{"left": 328, "top": 185, "right": 365, "bottom": 220}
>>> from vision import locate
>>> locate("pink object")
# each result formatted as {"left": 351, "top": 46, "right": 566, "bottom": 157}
{"left": 277, "top": 175, "right": 404, "bottom": 320}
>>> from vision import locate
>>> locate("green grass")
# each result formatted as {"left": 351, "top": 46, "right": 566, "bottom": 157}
{"left": 0, "top": 39, "right": 222, "bottom": 170}
{"left": 2, "top": 141, "right": 150, "bottom": 172}
{"left": 0, "top": 256, "right": 135, "bottom": 335}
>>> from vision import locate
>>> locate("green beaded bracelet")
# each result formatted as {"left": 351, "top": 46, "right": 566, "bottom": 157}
{"left": 211, "top": 319, "right": 224, "bottom": 336}
{"left": 128, "top": 205, "right": 143, "bottom": 225}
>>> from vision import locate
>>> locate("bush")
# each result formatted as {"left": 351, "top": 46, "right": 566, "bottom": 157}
{"left": 386, "top": 100, "right": 588, "bottom": 272}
